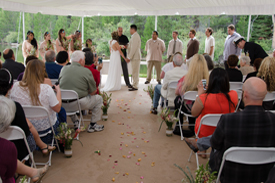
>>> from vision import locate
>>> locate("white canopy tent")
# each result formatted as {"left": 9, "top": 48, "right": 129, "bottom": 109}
{"left": 1, "top": 0, "right": 275, "bottom": 16}
{"left": 0, "top": 0, "right": 274, "bottom": 48}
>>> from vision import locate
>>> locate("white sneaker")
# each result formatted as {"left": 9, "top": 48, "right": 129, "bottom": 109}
{"left": 87, "top": 124, "right": 103, "bottom": 133}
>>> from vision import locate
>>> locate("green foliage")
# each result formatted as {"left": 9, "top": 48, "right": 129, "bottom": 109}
{"left": 4, "top": 31, "right": 17, "bottom": 43}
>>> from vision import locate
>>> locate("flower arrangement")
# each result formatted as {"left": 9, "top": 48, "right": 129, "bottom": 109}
{"left": 73, "top": 39, "right": 82, "bottom": 50}
{"left": 62, "top": 38, "right": 72, "bottom": 51}
{"left": 174, "top": 162, "right": 217, "bottom": 183}
{"left": 100, "top": 91, "right": 112, "bottom": 116}
{"left": 55, "top": 123, "right": 82, "bottom": 150}
{"left": 143, "top": 85, "right": 154, "bottom": 103}
{"left": 28, "top": 45, "right": 36, "bottom": 56}
{"left": 19, "top": 176, "right": 27, "bottom": 183}
{"left": 158, "top": 108, "right": 178, "bottom": 131}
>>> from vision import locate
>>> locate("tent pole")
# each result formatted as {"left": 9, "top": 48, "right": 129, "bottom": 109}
{"left": 82, "top": 16, "right": 84, "bottom": 48}
{"left": 272, "top": 14, "right": 275, "bottom": 49}
{"left": 247, "top": 15, "right": 251, "bottom": 41}
{"left": 22, "top": 12, "right": 25, "bottom": 42}
{"left": 155, "top": 15, "right": 158, "bottom": 31}
{"left": 16, "top": 12, "right": 22, "bottom": 61}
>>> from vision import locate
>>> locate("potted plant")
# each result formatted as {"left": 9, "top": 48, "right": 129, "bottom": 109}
{"left": 143, "top": 85, "right": 154, "bottom": 108}
{"left": 158, "top": 108, "right": 178, "bottom": 136}
{"left": 100, "top": 91, "right": 112, "bottom": 121}
{"left": 174, "top": 162, "right": 217, "bottom": 183}
{"left": 55, "top": 123, "right": 82, "bottom": 158}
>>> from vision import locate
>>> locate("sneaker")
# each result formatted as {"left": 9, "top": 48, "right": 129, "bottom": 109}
{"left": 87, "top": 124, "right": 103, "bottom": 133}
{"left": 74, "top": 120, "right": 79, "bottom": 130}
{"left": 150, "top": 108, "right": 158, "bottom": 115}
{"left": 95, "top": 124, "right": 104, "bottom": 129}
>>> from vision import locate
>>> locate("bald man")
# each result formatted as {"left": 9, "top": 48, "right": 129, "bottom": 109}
{"left": 2, "top": 49, "right": 25, "bottom": 79}
{"left": 209, "top": 77, "right": 275, "bottom": 183}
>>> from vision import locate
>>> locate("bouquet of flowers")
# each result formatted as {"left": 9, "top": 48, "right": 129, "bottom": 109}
{"left": 55, "top": 123, "right": 82, "bottom": 150}
{"left": 19, "top": 176, "right": 27, "bottom": 183}
{"left": 41, "top": 41, "right": 53, "bottom": 52}
{"left": 28, "top": 45, "right": 36, "bottom": 56}
{"left": 100, "top": 91, "right": 112, "bottom": 115}
{"left": 158, "top": 108, "right": 178, "bottom": 131}
{"left": 174, "top": 162, "right": 217, "bottom": 183}
{"left": 143, "top": 85, "right": 154, "bottom": 103}
{"left": 73, "top": 39, "right": 82, "bottom": 50}
{"left": 62, "top": 38, "right": 72, "bottom": 51}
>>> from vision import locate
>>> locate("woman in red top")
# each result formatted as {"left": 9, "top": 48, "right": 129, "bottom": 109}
{"left": 191, "top": 68, "right": 238, "bottom": 138}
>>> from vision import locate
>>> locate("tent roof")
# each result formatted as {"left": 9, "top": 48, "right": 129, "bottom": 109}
{"left": 1, "top": 0, "right": 275, "bottom": 16}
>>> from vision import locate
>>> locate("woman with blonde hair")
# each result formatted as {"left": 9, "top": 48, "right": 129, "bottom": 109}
{"left": 39, "top": 32, "right": 54, "bottom": 62}
{"left": 174, "top": 54, "right": 209, "bottom": 137}
{"left": 257, "top": 57, "right": 275, "bottom": 110}
{"left": 10, "top": 59, "right": 62, "bottom": 144}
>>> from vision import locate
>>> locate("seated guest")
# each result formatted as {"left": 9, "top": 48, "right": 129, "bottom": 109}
{"left": 59, "top": 51, "right": 104, "bottom": 133}
{"left": 210, "top": 77, "right": 275, "bottom": 183}
{"left": 45, "top": 50, "right": 62, "bottom": 79}
{"left": 226, "top": 54, "right": 243, "bottom": 82}
{"left": 83, "top": 50, "right": 101, "bottom": 95}
{"left": 0, "top": 69, "right": 56, "bottom": 160}
{"left": 0, "top": 96, "right": 49, "bottom": 183}
{"left": 239, "top": 55, "right": 254, "bottom": 76}
{"left": 184, "top": 68, "right": 238, "bottom": 156}
{"left": 160, "top": 52, "right": 187, "bottom": 79}
{"left": 243, "top": 58, "right": 263, "bottom": 82}
{"left": 174, "top": 54, "right": 209, "bottom": 137}
{"left": 151, "top": 53, "right": 187, "bottom": 114}
{"left": 56, "top": 51, "right": 70, "bottom": 66}
{"left": 257, "top": 57, "right": 275, "bottom": 110}
{"left": 2, "top": 49, "right": 25, "bottom": 79}
{"left": 10, "top": 59, "right": 62, "bottom": 144}
{"left": 203, "top": 54, "right": 214, "bottom": 73}
{"left": 17, "top": 55, "right": 38, "bottom": 81}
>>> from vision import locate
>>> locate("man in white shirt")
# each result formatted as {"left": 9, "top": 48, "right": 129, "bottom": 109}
{"left": 145, "top": 31, "right": 166, "bottom": 85}
{"left": 167, "top": 31, "right": 183, "bottom": 62}
{"left": 204, "top": 27, "right": 215, "bottom": 60}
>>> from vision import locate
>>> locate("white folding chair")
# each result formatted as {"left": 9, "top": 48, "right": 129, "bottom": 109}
{"left": 176, "top": 91, "right": 197, "bottom": 141}
{"left": 0, "top": 126, "right": 37, "bottom": 183}
{"left": 50, "top": 79, "right": 58, "bottom": 86}
{"left": 60, "top": 89, "right": 84, "bottom": 139}
{"left": 229, "top": 82, "right": 243, "bottom": 90}
{"left": 216, "top": 147, "right": 275, "bottom": 183}
{"left": 188, "top": 114, "right": 222, "bottom": 169}
{"left": 22, "top": 105, "right": 60, "bottom": 166}
{"left": 163, "top": 80, "right": 178, "bottom": 108}
{"left": 232, "top": 89, "right": 242, "bottom": 112}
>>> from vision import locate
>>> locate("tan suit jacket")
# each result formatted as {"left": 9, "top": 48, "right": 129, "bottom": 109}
{"left": 127, "top": 32, "right": 141, "bottom": 61}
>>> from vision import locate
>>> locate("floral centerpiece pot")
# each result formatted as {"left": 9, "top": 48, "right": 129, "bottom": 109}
{"left": 143, "top": 85, "right": 154, "bottom": 108}
{"left": 100, "top": 91, "right": 112, "bottom": 121}
{"left": 55, "top": 123, "right": 82, "bottom": 158}
{"left": 158, "top": 108, "right": 178, "bottom": 136}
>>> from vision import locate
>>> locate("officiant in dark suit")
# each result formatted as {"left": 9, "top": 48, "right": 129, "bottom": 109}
{"left": 118, "top": 27, "right": 132, "bottom": 88}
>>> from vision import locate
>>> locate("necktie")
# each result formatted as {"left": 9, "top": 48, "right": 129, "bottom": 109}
{"left": 172, "top": 40, "right": 176, "bottom": 54}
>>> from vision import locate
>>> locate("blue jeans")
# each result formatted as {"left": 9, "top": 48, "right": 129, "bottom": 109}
{"left": 153, "top": 84, "right": 163, "bottom": 108}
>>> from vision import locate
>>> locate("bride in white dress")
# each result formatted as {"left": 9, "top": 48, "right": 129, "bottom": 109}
{"left": 101, "top": 31, "right": 129, "bottom": 92}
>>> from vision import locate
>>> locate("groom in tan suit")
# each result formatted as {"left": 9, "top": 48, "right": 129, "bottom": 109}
{"left": 127, "top": 24, "right": 141, "bottom": 91}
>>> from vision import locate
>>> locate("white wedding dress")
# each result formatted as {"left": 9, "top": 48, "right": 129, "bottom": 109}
{"left": 101, "top": 40, "right": 122, "bottom": 92}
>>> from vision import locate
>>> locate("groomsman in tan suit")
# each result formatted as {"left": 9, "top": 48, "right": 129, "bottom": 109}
{"left": 167, "top": 31, "right": 183, "bottom": 61}
{"left": 145, "top": 31, "right": 166, "bottom": 85}
{"left": 127, "top": 24, "right": 141, "bottom": 91}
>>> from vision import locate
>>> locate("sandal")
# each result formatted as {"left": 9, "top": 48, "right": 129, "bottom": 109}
{"left": 31, "top": 165, "right": 49, "bottom": 183}
{"left": 41, "top": 145, "right": 56, "bottom": 156}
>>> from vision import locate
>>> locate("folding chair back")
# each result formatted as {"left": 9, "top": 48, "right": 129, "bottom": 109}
{"left": 0, "top": 126, "right": 36, "bottom": 168}
{"left": 263, "top": 91, "right": 275, "bottom": 102}
{"left": 216, "top": 147, "right": 275, "bottom": 183}
{"left": 231, "top": 89, "right": 242, "bottom": 112}
{"left": 50, "top": 79, "right": 58, "bottom": 86}
{"left": 229, "top": 82, "right": 243, "bottom": 90}
{"left": 196, "top": 114, "right": 222, "bottom": 138}
{"left": 176, "top": 91, "right": 197, "bottom": 140}
{"left": 163, "top": 80, "right": 179, "bottom": 108}
{"left": 188, "top": 114, "right": 222, "bottom": 169}
{"left": 60, "top": 89, "right": 84, "bottom": 137}
{"left": 22, "top": 105, "right": 60, "bottom": 166}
